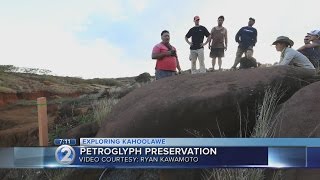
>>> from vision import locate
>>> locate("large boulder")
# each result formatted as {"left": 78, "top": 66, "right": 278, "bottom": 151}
{"left": 96, "top": 66, "right": 315, "bottom": 138}
{"left": 275, "top": 81, "right": 320, "bottom": 137}
{"left": 267, "top": 81, "right": 320, "bottom": 180}
{"left": 63, "top": 121, "right": 100, "bottom": 141}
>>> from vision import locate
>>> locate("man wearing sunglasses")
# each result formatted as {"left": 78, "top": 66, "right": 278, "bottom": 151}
{"left": 185, "top": 16, "right": 211, "bottom": 74}
{"left": 298, "top": 30, "right": 320, "bottom": 68}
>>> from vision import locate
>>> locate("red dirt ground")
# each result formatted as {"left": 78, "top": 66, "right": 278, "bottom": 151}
{"left": 0, "top": 104, "right": 57, "bottom": 147}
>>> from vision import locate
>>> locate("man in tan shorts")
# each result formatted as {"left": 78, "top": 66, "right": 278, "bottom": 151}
{"left": 209, "top": 16, "right": 228, "bottom": 71}
{"left": 231, "top": 17, "right": 257, "bottom": 69}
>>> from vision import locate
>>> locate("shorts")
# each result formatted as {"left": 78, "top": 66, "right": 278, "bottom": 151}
{"left": 210, "top": 48, "right": 224, "bottom": 58}
{"left": 236, "top": 46, "right": 253, "bottom": 58}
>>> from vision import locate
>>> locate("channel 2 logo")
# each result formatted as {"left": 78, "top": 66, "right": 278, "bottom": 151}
{"left": 55, "top": 145, "right": 76, "bottom": 165}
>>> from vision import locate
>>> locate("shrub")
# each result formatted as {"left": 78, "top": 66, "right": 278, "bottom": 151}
{"left": 135, "top": 72, "right": 151, "bottom": 83}
{"left": 93, "top": 98, "right": 119, "bottom": 126}
{"left": 86, "top": 78, "right": 121, "bottom": 86}
{"left": 0, "top": 65, "right": 18, "bottom": 72}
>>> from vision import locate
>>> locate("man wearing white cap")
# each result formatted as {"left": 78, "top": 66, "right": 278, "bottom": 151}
{"left": 272, "top": 36, "right": 315, "bottom": 71}
{"left": 298, "top": 30, "right": 320, "bottom": 68}
{"left": 307, "top": 30, "right": 320, "bottom": 43}
{"left": 185, "top": 16, "right": 211, "bottom": 74}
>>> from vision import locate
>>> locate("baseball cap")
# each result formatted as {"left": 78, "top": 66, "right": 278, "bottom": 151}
{"left": 307, "top": 30, "right": 320, "bottom": 37}
{"left": 194, "top": 16, "right": 200, "bottom": 21}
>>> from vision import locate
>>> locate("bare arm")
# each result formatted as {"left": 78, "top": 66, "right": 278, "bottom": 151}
{"left": 185, "top": 36, "right": 192, "bottom": 46}
{"left": 225, "top": 28, "right": 228, "bottom": 50}
{"left": 152, "top": 51, "right": 171, "bottom": 60}
{"left": 297, "top": 43, "right": 320, "bottom": 51}
{"left": 176, "top": 58, "right": 181, "bottom": 72}
{"left": 208, "top": 28, "right": 214, "bottom": 49}
{"left": 203, "top": 35, "right": 211, "bottom": 46}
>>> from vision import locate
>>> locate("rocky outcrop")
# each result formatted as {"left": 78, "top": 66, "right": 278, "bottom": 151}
{"left": 63, "top": 121, "right": 100, "bottom": 142}
{"left": 96, "top": 66, "right": 315, "bottom": 138}
{"left": 62, "top": 66, "right": 320, "bottom": 180}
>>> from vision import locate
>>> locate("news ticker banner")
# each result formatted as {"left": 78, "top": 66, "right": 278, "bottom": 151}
{"left": 1, "top": 138, "right": 320, "bottom": 168}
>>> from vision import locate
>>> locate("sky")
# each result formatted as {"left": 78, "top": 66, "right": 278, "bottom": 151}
{"left": 0, "top": 0, "right": 319, "bottom": 79}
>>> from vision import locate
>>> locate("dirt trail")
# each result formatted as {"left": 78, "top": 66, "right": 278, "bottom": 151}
{"left": 0, "top": 105, "right": 56, "bottom": 146}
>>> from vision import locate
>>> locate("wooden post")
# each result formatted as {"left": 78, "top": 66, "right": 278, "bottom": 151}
{"left": 37, "top": 97, "right": 48, "bottom": 146}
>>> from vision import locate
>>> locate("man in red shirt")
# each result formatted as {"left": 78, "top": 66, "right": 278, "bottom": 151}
{"left": 152, "top": 30, "right": 181, "bottom": 80}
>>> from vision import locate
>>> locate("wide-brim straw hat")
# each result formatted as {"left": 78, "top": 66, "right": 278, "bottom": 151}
{"left": 272, "top": 36, "right": 294, "bottom": 47}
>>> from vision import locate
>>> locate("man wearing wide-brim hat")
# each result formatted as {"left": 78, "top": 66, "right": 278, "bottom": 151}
{"left": 272, "top": 36, "right": 294, "bottom": 47}
{"left": 272, "top": 36, "right": 315, "bottom": 71}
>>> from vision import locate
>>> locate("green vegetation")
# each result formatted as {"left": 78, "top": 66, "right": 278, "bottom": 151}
{"left": 0, "top": 65, "right": 51, "bottom": 75}
{"left": 49, "top": 124, "right": 69, "bottom": 142}
{"left": 48, "top": 96, "right": 120, "bottom": 144}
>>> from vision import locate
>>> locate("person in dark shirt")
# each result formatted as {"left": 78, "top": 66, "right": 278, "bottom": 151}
{"left": 185, "top": 16, "right": 211, "bottom": 74}
{"left": 231, "top": 17, "right": 257, "bottom": 69}
{"left": 299, "top": 35, "right": 315, "bottom": 64}
{"left": 239, "top": 49, "right": 257, "bottom": 69}
{"left": 298, "top": 30, "right": 320, "bottom": 68}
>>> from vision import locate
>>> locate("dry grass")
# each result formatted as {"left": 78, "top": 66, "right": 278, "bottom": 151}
{"left": 251, "top": 85, "right": 286, "bottom": 138}
{"left": 202, "top": 85, "right": 285, "bottom": 180}
{"left": 92, "top": 98, "right": 119, "bottom": 126}
{"left": 202, "top": 169, "right": 265, "bottom": 180}
{"left": 0, "top": 86, "right": 16, "bottom": 93}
